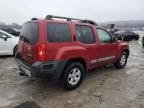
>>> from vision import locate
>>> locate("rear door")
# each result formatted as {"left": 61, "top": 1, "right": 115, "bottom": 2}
{"left": 96, "top": 28, "right": 117, "bottom": 65}
{"left": 75, "top": 25, "right": 99, "bottom": 69}
{"left": 18, "top": 22, "right": 39, "bottom": 64}
{"left": 45, "top": 21, "right": 73, "bottom": 60}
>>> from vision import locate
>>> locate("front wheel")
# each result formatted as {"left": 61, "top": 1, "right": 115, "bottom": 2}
{"left": 115, "top": 52, "right": 128, "bottom": 69}
{"left": 62, "top": 62, "right": 85, "bottom": 90}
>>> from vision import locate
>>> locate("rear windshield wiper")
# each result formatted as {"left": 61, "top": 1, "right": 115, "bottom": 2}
{"left": 20, "top": 35, "right": 30, "bottom": 43}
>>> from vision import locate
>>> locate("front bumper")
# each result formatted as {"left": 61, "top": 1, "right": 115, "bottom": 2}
{"left": 15, "top": 53, "right": 67, "bottom": 80}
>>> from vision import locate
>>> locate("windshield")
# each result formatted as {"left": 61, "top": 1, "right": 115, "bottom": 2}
{"left": 21, "top": 22, "right": 38, "bottom": 44}
{"left": 1, "top": 29, "right": 20, "bottom": 36}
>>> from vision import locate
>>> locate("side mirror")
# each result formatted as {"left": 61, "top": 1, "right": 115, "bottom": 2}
{"left": 2, "top": 35, "right": 8, "bottom": 41}
{"left": 112, "top": 36, "right": 118, "bottom": 43}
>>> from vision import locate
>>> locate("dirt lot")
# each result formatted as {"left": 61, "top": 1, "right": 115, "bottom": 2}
{"left": 0, "top": 31, "right": 144, "bottom": 108}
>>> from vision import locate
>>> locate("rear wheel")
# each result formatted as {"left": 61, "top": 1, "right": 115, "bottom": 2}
{"left": 62, "top": 62, "right": 84, "bottom": 90}
{"left": 115, "top": 51, "right": 128, "bottom": 69}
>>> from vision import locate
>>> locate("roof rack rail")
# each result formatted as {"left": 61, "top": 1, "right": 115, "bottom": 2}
{"left": 31, "top": 18, "right": 38, "bottom": 21}
{"left": 45, "top": 15, "right": 97, "bottom": 25}
{"left": 80, "top": 20, "right": 97, "bottom": 25}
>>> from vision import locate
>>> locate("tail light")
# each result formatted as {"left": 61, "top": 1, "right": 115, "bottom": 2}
{"left": 38, "top": 44, "right": 46, "bottom": 61}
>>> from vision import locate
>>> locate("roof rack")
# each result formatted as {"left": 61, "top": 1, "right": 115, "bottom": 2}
{"left": 31, "top": 18, "right": 38, "bottom": 21}
{"left": 45, "top": 15, "right": 97, "bottom": 25}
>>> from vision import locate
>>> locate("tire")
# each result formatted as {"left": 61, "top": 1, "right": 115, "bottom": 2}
{"left": 13, "top": 45, "right": 18, "bottom": 56}
{"left": 142, "top": 37, "right": 144, "bottom": 47}
{"left": 135, "top": 36, "right": 139, "bottom": 41}
{"left": 62, "top": 62, "right": 85, "bottom": 90}
{"left": 115, "top": 51, "right": 128, "bottom": 69}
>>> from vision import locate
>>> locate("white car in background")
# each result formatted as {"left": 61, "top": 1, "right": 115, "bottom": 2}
{"left": 0, "top": 30, "right": 19, "bottom": 56}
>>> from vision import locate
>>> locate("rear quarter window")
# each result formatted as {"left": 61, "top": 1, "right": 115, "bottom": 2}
{"left": 47, "top": 23, "right": 72, "bottom": 42}
{"left": 21, "top": 23, "right": 39, "bottom": 44}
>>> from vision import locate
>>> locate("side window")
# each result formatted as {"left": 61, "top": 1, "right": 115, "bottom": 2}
{"left": 0, "top": 32, "right": 3, "bottom": 38}
{"left": 76, "top": 25, "right": 95, "bottom": 44}
{"left": 82, "top": 26, "right": 95, "bottom": 44}
{"left": 97, "top": 29, "right": 111, "bottom": 43}
{"left": 47, "top": 23, "right": 72, "bottom": 42}
{"left": 0, "top": 32, "right": 8, "bottom": 38}
{"left": 76, "top": 26, "right": 85, "bottom": 43}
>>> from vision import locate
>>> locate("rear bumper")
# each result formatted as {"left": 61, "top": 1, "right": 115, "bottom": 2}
{"left": 15, "top": 53, "right": 67, "bottom": 80}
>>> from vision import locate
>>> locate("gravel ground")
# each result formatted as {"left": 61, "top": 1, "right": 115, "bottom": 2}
{"left": 0, "top": 31, "right": 144, "bottom": 108}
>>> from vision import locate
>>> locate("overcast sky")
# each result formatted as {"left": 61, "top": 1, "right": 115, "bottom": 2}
{"left": 0, "top": 0, "right": 144, "bottom": 24}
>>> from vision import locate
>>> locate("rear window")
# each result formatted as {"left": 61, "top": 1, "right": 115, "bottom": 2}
{"left": 47, "top": 23, "right": 72, "bottom": 42}
{"left": 21, "top": 23, "right": 38, "bottom": 44}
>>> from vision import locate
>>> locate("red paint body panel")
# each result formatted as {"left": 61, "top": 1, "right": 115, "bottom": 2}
{"left": 18, "top": 19, "right": 129, "bottom": 71}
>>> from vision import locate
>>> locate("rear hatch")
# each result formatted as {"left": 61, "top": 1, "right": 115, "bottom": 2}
{"left": 18, "top": 22, "right": 39, "bottom": 64}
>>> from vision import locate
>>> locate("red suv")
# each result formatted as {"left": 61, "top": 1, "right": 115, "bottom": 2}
{"left": 15, "top": 15, "right": 129, "bottom": 90}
